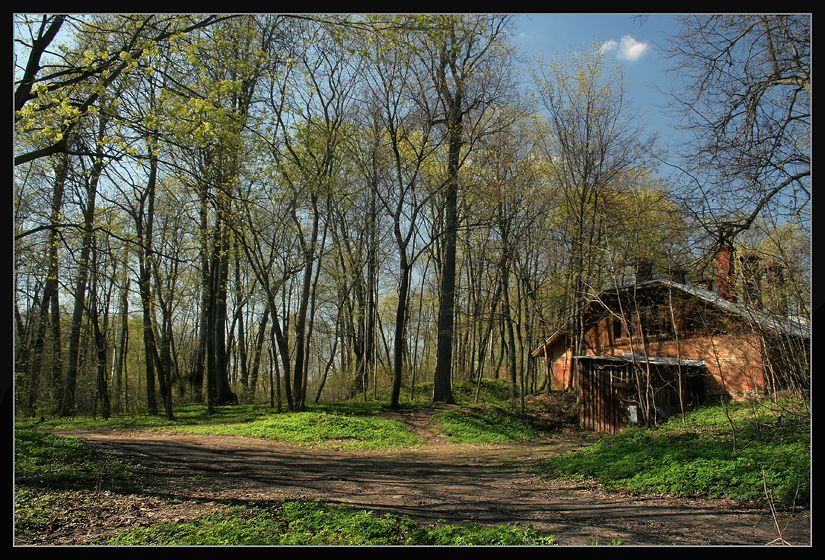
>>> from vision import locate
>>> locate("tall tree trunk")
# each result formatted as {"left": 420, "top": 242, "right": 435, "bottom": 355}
{"left": 25, "top": 154, "right": 68, "bottom": 416}
{"left": 89, "top": 240, "right": 111, "bottom": 420}
{"left": 212, "top": 217, "right": 236, "bottom": 405}
{"left": 233, "top": 241, "right": 249, "bottom": 393}
{"left": 16, "top": 302, "right": 30, "bottom": 406}
{"left": 249, "top": 306, "right": 270, "bottom": 400}
{"left": 270, "top": 290, "right": 293, "bottom": 411}
{"left": 314, "top": 300, "right": 344, "bottom": 404}
{"left": 359, "top": 185, "right": 377, "bottom": 397}
{"left": 502, "top": 257, "right": 518, "bottom": 399}
{"left": 291, "top": 194, "right": 320, "bottom": 411}
{"left": 269, "top": 325, "right": 283, "bottom": 412}
{"left": 111, "top": 265, "right": 129, "bottom": 413}
{"left": 135, "top": 152, "right": 174, "bottom": 418}
{"left": 433, "top": 113, "right": 462, "bottom": 404}
{"left": 474, "top": 269, "right": 502, "bottom": 403}
{"left": 205, "top": 247, "right": 218, "bottom": 414}
{"left": 390, "top": 253, "right": 411, "bottom": 409}
{"left": 191, "top": 181, "right": 210, "bottom": 403}
{"left": 300, "top": 216, "right": 328, "bottom": 409}
{"left": 59, "top": 135, "right": 105, "bottom": 417}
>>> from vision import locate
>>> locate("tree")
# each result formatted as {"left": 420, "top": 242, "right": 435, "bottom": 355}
{"left": 420, "top": 14, "right": 514, "bottom": 403}
{"left": 354, "top": 18, "right": 452, "bottom": 409}
{"left": 534, "top": 48, "right": 655, "bottom": 393}
{"left": 19, "top": 154, "right": 68, "bottom": 416}
{"left": 57, "top": 112, "right": 111, "bottom": 417}
{"left": 665, "top": 15, "right": 810, "bottom": 252}
{"left": 14, "top": 14, "right": 233, "bottom": 166}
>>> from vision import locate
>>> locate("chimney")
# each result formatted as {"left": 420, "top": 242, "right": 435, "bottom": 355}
{"left": 714, "top": 243, "right": 737, "bottom": 302}
{"left": 635, "top": 259, "right": 654, "bottom": 283}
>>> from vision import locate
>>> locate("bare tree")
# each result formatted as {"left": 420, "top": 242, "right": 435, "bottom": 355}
{"left": 664, "top": 15, "right": 810, "bottom": 251}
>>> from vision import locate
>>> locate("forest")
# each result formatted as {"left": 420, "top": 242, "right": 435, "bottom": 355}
{"left": 13, "top": 13, "right": 810, "bottom": 417}
{"left": 13, "top": 14, "right": 810, "bottom": 546}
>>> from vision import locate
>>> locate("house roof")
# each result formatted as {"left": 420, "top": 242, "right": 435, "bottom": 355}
{"left": 613, "top": 279, "right": 810, "bottom": 338}
{"left": 530, "top": 278, "right": 810, "bottom": 358}
{"left": 573, "top": 353, "right": 706, "bottom": 367}
{"left": 530, "top": 329, "right": 567, "bottom": 358}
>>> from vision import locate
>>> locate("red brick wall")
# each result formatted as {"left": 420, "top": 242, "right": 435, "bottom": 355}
{"left": 545, "top": 330, "right": 767, "bottom": 396}
{"left": 586, "top": 334, "right": 766, "bottom": 395}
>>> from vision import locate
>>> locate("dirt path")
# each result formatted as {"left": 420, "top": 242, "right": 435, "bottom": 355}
{"left": 33, "top": 411, "right": 809, "bottom": 547}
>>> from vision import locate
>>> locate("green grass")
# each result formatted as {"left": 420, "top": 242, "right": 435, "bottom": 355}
{"left": 15, "top": 487, "right": 72, "bottom": 534}
{"left": 14, "top": 402, "right": 419, "bottom": 449}
{"left": 538, "top": 398, "right": 809, "bottom": 506}
{"left": 14, "top": 383, "right": 529, "bottom": 449}
{"left": 105, "top": 500, "right": 556, "bottom": 545}
{"left": 15, "top": 429, "right": 133, "bottom": 488}
{"left": 376, "top": 378, "right": 520, "bottom": 409}
{"left": 14, "top": 403, "right": 282, "bottom": 431}
{"left": 172, "top": 411, "right": 423, "bottom": 449}
{"left": 14, "top": 430, "right": 137, "bottom": 538}
{"left": 434, "top": 406, "right": 542, "bottom": 444}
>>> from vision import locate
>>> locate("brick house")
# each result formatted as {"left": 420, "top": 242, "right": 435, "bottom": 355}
{"left": 531, "top": 257, "right": 809, "bottom": 433}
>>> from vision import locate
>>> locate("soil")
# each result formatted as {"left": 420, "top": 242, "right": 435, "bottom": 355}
{"left": 14, "top": 404, "right": 811, "bottom": 547}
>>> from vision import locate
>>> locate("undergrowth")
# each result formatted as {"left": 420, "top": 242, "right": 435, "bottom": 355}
{"left": 105, "top": 500, "right": 557, "bottom": 545}
{"left": 434, "top": 406, "right": 542, "bottom": 444}
{"left": 539, "top": 397, "right": 809, "bottom": 506}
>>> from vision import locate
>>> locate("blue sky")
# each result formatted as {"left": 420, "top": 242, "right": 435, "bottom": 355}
{"left": 512, "top": 14, "right": 687, "bottom": 177}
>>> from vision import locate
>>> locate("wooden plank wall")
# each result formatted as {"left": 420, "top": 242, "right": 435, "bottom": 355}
{"left": 580, "top": 367, "right": 626, "bottom": 434}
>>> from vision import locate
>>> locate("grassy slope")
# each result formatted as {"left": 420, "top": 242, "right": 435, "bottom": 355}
{"left": 539, "top": 397, "right": 809, "bottom": 506}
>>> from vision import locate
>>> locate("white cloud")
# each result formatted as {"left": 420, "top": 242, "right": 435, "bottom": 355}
{"left": 598, "top": 40, "right": 617, "bottom": 54}
{"left": 598, "top": 35, "right": 649, "bottom": 62}
{"left": 616, "top": 35, "right": 649, "bottom": 62}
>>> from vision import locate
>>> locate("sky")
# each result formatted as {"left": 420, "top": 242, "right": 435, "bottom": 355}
{"left": 511, "top": 13, "right": 687, "bottom": 177}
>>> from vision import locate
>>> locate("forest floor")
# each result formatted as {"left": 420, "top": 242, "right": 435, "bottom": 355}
{"left": 18, "top": 405, "right": 811, "bottom": 547}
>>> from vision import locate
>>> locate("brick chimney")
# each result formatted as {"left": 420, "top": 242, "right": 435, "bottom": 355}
{"left": 714, "top": 243, "right": 737, "bottom": 302}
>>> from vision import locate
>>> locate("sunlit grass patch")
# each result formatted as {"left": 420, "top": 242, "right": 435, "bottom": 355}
{"left": 105, "top": 500, "right": 557, "bottom": 545}
{"left": 434, "top": 406, "right": 542, "bottom": 444}
{"left": 172, "top": 411, "right": 423, "bottom": 449}
{"left": 15, "top": 429, "right": 133, "bottom": 487}
{"left": 539, "top": 398, "right": 809, "bottom": 506}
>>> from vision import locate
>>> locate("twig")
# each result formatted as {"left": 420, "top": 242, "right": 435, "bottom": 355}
{"left": 763, "top": 468, "right": 790, "bottom": 545}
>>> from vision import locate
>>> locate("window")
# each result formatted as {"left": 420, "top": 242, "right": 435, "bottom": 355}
{"left": 613, "top": 316, "right": 634, "bottom": 339}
